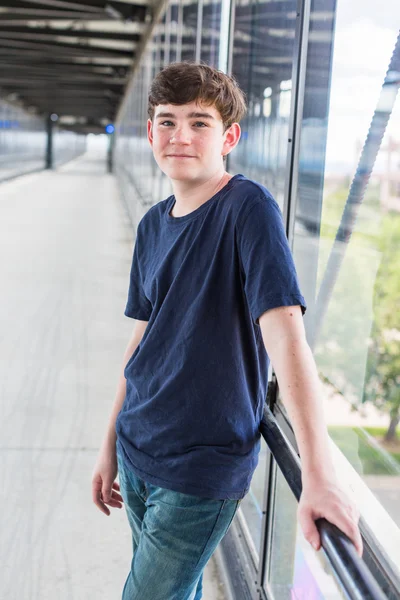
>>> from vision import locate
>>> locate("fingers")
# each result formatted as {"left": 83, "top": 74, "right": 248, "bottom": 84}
{"left": 103, "top": 479, "right": 123, "bottom": 502}
{"left": 299, "top": 502, "right": 363, "bottom": 557}
{"left": 110, "top": 481, "right": 123, "bottom": 502}
{"left": 92, "top": 473, "right": 111, "bottom": 516}
{"left": 329, "top": 509, "right": 363, "bottom": 557}
{"left": 102, "top": 480, "right": 112, "bottom": 503}
{"left": 317, "top": 499, "right": 363, "bottom": 557}
{"left": 92, "top": 475, "right": 124, "bottom": 516}
{"left": 298, "top": 506, "right": 321, "bottom": 551}
{"left": 103, "top": 488, "right": 124, "bottom": 508}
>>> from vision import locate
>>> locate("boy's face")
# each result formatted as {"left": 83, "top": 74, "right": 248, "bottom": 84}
{"left": 147, "top": 101, "right": 240, "bottom": 183}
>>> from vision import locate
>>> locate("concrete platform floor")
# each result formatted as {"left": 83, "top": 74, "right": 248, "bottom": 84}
{"left": 0, "top": 151, "right": 225, "bottom": 600}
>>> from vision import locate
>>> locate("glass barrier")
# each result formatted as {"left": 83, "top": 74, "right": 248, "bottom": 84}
{"left": 169, "top": 0, "right": 181, "bottom": 63}
{"left": 0, "top": 99, "right": 46, "bottom": 182}
{"left": 200, "top": 0, "right": 221, "bottom": 66}
{"left": 181, "top": 0, "right": 198, "bottom": 62}
{"left": 238, "top": 437, "right": 269, "bottom": 568}
{"left": 265, "top": 465, "right": 347, "bottom": 600}
{"left": 229, "top": 0, "right": 298, "bottom": 209}
{"left": 291, "top": 0, "right": 400, "bottom": 575}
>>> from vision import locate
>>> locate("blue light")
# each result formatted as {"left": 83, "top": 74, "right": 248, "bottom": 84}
{"left": 105, "top": 124, "right": 115, "bottom": 134}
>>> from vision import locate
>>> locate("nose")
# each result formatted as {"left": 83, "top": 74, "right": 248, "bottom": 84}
{"left": 169, "top": 125, "right": 191, "bottom": 144}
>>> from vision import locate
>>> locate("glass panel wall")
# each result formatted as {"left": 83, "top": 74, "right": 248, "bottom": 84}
{"left": 161, "top": 9, "right": 170, "bottom": 66}
{"left": 114, "top": 53, "right": 153, "bottom": 226}
{"left": 115, "top": 36, "right": 165, "bottom": 219}
{"left": 291, "top": 0, "right": 400, "bottom": 575}
{"left": 169, "top": 0, "right": 181, "bottom": 63}
{"left": 229, "top": 0, "right": 298, "bottom": 209}
{"left": 0, "top": 99, "right": 46, "bottom": 182}
{"left": 238, "top": 437, "right": 269, "bottom": 565}
{"left": 229, "top": 0, "right": 298, "bottom": 564}
{"left": 53, "top": 129, "right": 86, "bottom": 167}
{"left": 265, "top": 467, "right": 346, "bottom": 599}
{"left": 181, "top": 0, "right": 198, "bottom": 62}
{"left": 200, "top": 0, "right": 221, "bottom": 66}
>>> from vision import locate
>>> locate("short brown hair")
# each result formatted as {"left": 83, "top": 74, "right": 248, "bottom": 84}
{"left": 148, "top": 62, "right": 247, "bottom": 130}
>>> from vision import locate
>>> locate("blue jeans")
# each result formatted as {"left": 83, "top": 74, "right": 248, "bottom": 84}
{"left": 116, "top": 450, "right": 241, "bottom": 600}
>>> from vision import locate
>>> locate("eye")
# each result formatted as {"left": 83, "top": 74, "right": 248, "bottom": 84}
{"left": 160, "top": 120, "right": 174, "bottom": 126}
{"left": 193, "top": 121, "right": 207, "bottom": 127}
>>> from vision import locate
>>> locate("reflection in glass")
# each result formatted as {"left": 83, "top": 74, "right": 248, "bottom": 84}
{"left": 200, "top": 0, "right": 221, "bottom": 66}
{"left": 169, "top": 0, "right": 181, "bottom": 63}
{"left": 230, "top": 0, "right": 297, "bottom": 208}
{"left": 159, "top": 12, "right": 168, "bottom": 67}
{"left": 181, "top": 0, "right": 198, "bottom": 62}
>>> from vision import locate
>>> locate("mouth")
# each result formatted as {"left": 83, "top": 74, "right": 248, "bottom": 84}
{"left": 167, "top": 155, "right": 196, "bottom": 158}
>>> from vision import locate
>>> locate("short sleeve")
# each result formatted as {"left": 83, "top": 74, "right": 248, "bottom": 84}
{"left": 124, "top": 223, "right": 153, "bottom": 321}
{"left": 236, "top": 194, "right": 307, "bottom": 325}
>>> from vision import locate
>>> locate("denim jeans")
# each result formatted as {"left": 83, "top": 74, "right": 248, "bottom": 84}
{"left": 116, "top": 449, "right": 241, "bottom": 600}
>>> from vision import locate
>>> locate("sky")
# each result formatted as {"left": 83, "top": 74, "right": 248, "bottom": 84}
{"left": 325, "top": 2, "right": 400, "bottom": 173}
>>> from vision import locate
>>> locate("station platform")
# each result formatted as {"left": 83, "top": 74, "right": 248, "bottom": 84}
{"left": 0, "top": 150, "right": 225, "bottom": 600}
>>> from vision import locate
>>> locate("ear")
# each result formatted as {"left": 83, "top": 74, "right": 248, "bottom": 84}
{"left": 222, "top": 123, "right": 241, "bottom": 157}
{"left": 147, "top": 119, "right": 154, "bottom": 147}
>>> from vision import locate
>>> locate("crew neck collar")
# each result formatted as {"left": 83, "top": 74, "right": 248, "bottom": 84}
{"left": 165, "top": 174, "right": 244, "bottom": 225}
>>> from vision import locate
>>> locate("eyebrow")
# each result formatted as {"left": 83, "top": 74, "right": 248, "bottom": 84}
{"left": 155, "top": 111, "right": 216, "bottom": 120}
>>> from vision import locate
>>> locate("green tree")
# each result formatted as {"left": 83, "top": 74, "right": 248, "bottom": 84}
{"left": 364, "top": 213, "right": 400, "bottom": 441}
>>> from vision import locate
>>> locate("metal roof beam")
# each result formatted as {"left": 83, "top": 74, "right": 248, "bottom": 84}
{"left": 0, "top": 2, "right": 149, "bottom": 21}
{"left": 0, "top": 9, "right": 115, "bottom": 20}
{"left": 0, "top": 76, "right": 127, "bottom": 86}
{"left": 7, "top": 0, "right": 102, "bottom": 12}
{"left": 0, "top": 62, "right": 128, "bottom": 76}
{"left": 5, "top": 0, "right": 149, "bottom": 8}
{"left": 0, "top": 26, "right": 141, "bottom": 42}
{"left": 0, "top": 0, "right": 152, "bottom": 128}
{"left": 1, "top": 81, "right": 125, "bottom": 91}
{"left": 0, "top": 37, "right": 135, "bottom": 57}
{"left": 0, "top": 57, "right": 131, "bottom": 70}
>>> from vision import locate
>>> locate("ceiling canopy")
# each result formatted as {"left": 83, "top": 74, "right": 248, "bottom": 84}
{"left": 0, "top": 0, "right": 156, "bottom": 132}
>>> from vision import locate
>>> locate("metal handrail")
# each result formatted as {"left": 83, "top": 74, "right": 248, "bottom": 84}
{"left": 260, "top": 404, "right": 388, "bottom": 600}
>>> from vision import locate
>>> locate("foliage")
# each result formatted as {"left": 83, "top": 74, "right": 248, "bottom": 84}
{"left": 363, "top": 214, "right": 400, "bottom": 440}
{"left": 364, "top": 426, "right": 400, "bottom": 438}
{"left": 329, "top": 426, "right": 400, "bottom": 475}
{"left": 315, "top": 180, "right": 400, "bottom": 440}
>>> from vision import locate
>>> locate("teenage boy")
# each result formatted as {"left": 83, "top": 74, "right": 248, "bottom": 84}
{"left": 92, "top": 62, "right": 362, "bottom": 600}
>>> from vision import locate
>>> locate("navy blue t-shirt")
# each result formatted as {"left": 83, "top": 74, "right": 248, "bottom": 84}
{"left": 116, "top": 174, "right": 306, "bottom": 499}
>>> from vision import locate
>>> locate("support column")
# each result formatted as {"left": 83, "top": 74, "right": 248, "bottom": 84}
{"left": 107, "top": 132, "right": 115, "bottom": 173}
{"left": 45, "top": 114, "right": 53, "bottom": 169}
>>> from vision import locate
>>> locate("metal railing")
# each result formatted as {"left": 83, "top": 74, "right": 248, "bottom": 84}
{"left": 260, "top": 405, "right": 389, "bottom": 600}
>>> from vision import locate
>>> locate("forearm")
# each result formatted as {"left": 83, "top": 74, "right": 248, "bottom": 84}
{"left": 271, "top": 337, "right": 335, "bottom": 484}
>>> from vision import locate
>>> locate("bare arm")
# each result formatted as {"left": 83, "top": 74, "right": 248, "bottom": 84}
{"left": 92, "top": 318, "right": 148, "bottom": 515}
{"left": 259, "top": 305, "right": 362, "bottom": 555}
{"left": 259, "top": 306, "right": 332, "bottom": 478}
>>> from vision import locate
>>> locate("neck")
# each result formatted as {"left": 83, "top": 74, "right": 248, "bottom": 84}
{"left": 170, "top": 171, "right": 232, "bottom": 216}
